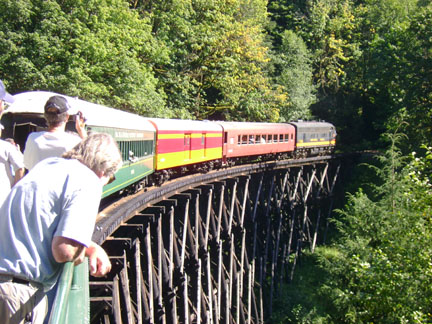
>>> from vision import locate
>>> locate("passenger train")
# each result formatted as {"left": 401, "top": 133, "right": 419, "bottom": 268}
{"left": 1, "top": 91, "right": 337, "bottom": 198}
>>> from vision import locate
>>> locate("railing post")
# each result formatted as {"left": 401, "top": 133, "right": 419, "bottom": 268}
{"left": 48, "top": 259, "right": 89, "bottom": 324}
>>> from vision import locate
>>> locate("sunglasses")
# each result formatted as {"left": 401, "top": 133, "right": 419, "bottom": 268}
{"left": 107, "top": 174, "right": 116, "bottom": 185}
{"left": 45, "top": 103, "right": 65, "bottom": 113}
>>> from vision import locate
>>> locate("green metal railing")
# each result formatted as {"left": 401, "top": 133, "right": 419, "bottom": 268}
{"left": 48, "top": 260, "right": 89, "bottom": 324}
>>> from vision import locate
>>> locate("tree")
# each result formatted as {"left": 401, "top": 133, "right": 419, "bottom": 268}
{"left": 315, "top": 133, "right": 432, "bottom": 323}
{"left": 140, "top": 0, "right": 285, "bottom": 121}
{"left": 273, "top": 30, "right": 315, "bottom": 121}
{"left": 0, "top": 0, "right": 169, "bottom": 117}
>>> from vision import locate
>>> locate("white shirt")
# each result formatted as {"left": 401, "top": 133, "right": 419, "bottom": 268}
{"left": 23, "top": 131, "right": 82, "bottom": 170}
{"left": 0, "top": 139, "right": 24, "bottom": 207}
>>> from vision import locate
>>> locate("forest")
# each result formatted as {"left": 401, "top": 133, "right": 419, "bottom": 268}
{"left": 1, "top": 0, "right": 431, "bottom": 322}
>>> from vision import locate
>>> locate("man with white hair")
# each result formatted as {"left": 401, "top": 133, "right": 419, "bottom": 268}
{"left": 0, "top": 132, "right": 122, "bottom": 324}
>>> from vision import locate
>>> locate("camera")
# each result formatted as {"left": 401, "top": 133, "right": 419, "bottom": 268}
{"left": 74, "top": 111, "right": 87, "bottom": 123}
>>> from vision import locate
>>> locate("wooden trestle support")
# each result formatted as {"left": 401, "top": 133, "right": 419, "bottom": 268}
{"left": 91, "top": 157, "right": 341, "bottom": 324}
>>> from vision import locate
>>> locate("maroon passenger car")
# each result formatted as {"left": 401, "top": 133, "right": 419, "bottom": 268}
{"left": 216, "top": 122, "right": 296, "bottom": 164}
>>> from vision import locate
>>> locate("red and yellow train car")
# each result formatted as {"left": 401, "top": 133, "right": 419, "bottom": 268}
{"left": 216, "top": 122, "right": 296, "bottom": 163}
{"left": 148, "top": 118, "right": 223, "bottom": 171}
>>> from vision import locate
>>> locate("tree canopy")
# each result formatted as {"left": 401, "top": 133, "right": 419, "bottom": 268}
{"left": 1, "top": 0, "right": 431, "bottom": 151}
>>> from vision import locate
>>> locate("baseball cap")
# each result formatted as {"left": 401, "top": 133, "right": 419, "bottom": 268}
{"left": 44, "top": 95, "right": 71, "bottom": 114}
{"left": 0, "top": 80, "right": 15, "bottom": 104}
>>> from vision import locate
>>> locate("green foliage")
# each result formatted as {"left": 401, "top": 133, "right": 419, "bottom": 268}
{"left": 269, "top": 0, "right": 431, "bottom": 153}
{"left": 272, "top": 30, "right": 315, "bottom": 121}
{"left": 0, "top": 0, "right": 430, "bottom": 139}
{"left": 142, "top": 0, "right": 285, "bottom": 121}
{"left": 0, "top": 0, "right": 168, "bottom": 117}
{"left": 270, "top": 249, "right": 335, "bottom": 323}
{"left": 312, "top": 137, "right": 432, "bottom": 323}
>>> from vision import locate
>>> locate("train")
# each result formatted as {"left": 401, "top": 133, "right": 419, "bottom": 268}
{"left": 1, "top": 91, "right": 337, "bottom": 198}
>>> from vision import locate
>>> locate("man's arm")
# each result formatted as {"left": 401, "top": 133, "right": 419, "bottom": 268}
{"left": 75, "top": 113, "right": 87, "bottom": 139}
{"left": 52, "top": 236, "right": 86, "bottom": 265}
{"left": 52, "top": 237, "right": 111, "bottom": 277}
{"left": 13, "top": 168, "right": 25, "bottom": 186}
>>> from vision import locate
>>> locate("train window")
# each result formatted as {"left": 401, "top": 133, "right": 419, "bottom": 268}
{"left": 242, "top": 135, "right": 248, "bottom": 145}
{"left": 184, "top": 135, "right": 191, "bottom": 146}
{"left": 238, "top": 135, "right": 241, "bottom": 145}
{"left": 117, "top": 140, "right": 151, "bottom": 161}
{"left": 260, "top": 135, "right": 266, "bottom": 144}
{"left": 267, "top": 134, "right": 272, "bottom": 142}
{"left": 284, "top": 134, "right": 289, "bottom": 142}
{"left": 255, "top": 135, "right": 260, "bottom": 143}
{"left": 249, "top": 135, "right": 254, "bottom": 144}
{"left": 224, "top": 132, "right": 228, "bottom": 144}
{"left": 273, "top": 134, "right": 277, "bottom": 143}
{"left": 147, "top": 140, "right": 154, "bottom": 155}
{"left": 279, "top": 134, "right": 284, "bottom": 142}
{"left": 291, "top": 134, "right": 294, "bottom": 141}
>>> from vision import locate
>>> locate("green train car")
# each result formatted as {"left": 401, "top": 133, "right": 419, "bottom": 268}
{"left": 1, "top": 91, "right": 155, "bottom": 198}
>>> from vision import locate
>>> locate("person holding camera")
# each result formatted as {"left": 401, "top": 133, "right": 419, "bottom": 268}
{"left": 23, "top": 95, "right": 87, "bottom": 171}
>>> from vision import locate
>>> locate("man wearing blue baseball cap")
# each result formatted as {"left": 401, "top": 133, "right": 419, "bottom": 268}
{"left": 0, "top": 80, "right": 15, "bottom": 116}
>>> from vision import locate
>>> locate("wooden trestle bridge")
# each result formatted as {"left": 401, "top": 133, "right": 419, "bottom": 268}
{"left": 90, "top": 155, "right": 341, "bottom": 324}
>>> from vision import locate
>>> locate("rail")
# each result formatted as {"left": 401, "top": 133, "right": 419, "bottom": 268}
{"left": 48, "top": 260, "right": 90, "bottom": 324}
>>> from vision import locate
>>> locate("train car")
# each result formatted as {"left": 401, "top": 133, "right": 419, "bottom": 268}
{"left": 216, "top": 122, "right": 296, "bottom": 164}
{"left": 148, "top": 118, "right": 223, "bottom": 183}
{"left": 289, "top": 121, "right": 336, "bottom": 157}
{"left": 1, "top": 91, "right": 156, "bottom": 198}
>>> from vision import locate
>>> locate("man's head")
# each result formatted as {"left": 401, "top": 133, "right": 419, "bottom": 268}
{"left": 63, "top": 133, "right": 123, "bottom": 184}
{"left": 44, "top": 95, "right": 71, "bottom": 127}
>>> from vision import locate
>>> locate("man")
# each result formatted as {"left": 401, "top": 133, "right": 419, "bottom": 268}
{"left": 23, "top": 95, "right": 87, "bottom": 171}
{"left": 0, "top": 80, "right": 25, "bottom": 207}
{"left": 0, "top": 132, "right": 122, "bottom": 324}
{"left": 0, "top": 123, "right": 25, "bottom": 207}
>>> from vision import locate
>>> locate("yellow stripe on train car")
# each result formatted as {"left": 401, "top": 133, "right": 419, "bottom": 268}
{"left": 158, "top": 133, "right": 222, "bottom": 140}
{"left": 296, "top": 141, "right": 333, "bottom": 147}
{"left": 156, "top": 147, "right": 222, "bottom": 170}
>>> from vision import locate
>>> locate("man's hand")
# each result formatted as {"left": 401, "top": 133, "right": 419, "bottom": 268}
{"left": 75, "top": 111, "right": 88, "bottom": 139}
{"left": 86, "top": 242, "right": 111, "bottom": 277}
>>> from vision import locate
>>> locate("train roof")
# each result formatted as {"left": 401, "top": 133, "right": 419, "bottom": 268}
{"left": 216, "top": 121, "right": 295, "bottom": 132}
{"left": 148, "top": 118, "right": 222, "bottom": 132}
{"left": 6, "top": 91, "right": 155, "bottom": 132}
{"left": 289, "top": 121, "right": 335, "bottom": 129}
